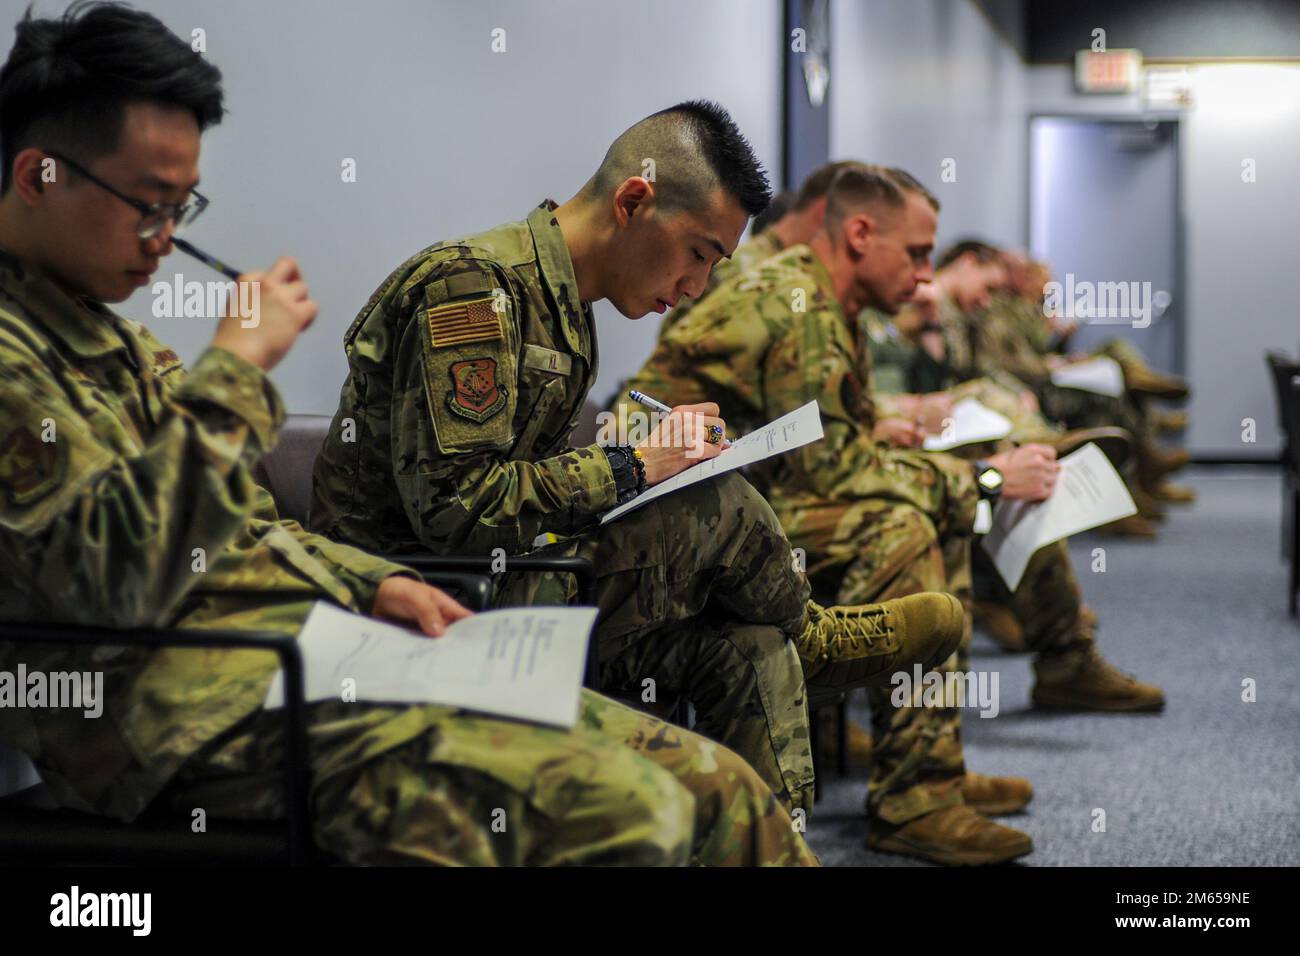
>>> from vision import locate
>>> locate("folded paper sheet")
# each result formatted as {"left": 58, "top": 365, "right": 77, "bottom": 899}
{"left": 922, "top": 397, "right": 1013, "bottom": 451}
{"left": 980, "top": 442, "right": 1137, "bottom": 590}
{"left": 265, "top": 603, "right": 596, "bottom": 728}
{"left": 1051, "top": 356, "right": 1125, "bottom": 397}
{"left": 601, "top": 400, "right": 824, "bottom": 523}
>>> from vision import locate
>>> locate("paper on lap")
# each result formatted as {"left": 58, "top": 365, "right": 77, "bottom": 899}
{"left": 922, "top": 397, "right": 1013, "bottom": 451}
{"left": 264, "top": 603, "right": 596, "bottom": 729}
{"left": 1050, "top": 356, "right": 1125, "bottom": 397}
{"left": 980, "top": 442, "right": 1137, "bottom": 590}
{"left": 600, "top": 400, "right": 824, "bottom": 523}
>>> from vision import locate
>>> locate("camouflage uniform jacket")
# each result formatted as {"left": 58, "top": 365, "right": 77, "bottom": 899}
{"left": 310, "top": 202, "right": 616, "bottom": 556}
{"left": 621, "top": 245, "right": 977, "bottom": 536}
{"left": 0, "top": 250, "right": 411, "bottom": 820}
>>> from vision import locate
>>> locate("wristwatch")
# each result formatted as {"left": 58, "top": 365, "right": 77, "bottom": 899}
{"left": 973, "top": 460, "right": 1004, "bottom": 501}
{"left": 603, "top": 445, "right": 647, "bottom": 504}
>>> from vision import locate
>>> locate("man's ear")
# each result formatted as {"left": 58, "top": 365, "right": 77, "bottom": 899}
{"left": 613, "top": 176, "right": 654, "bottom": 227}
{"left": 10, "top": 148, "right": 55, "bottom": 206}
{"left": 843, "top": 211, "right": 874, "bottom": 257}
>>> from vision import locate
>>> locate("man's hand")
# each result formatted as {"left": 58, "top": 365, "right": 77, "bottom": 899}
{"left": 1018, "top": 389, "right": 1040, "bottom": 413}
{"left": 916, "top": 393, "right": 954, "bottom": 434}
{"left": 988, "top": 443, "right": 1060, "bottom": 501}
{"left": 211, "top": 256, "right": 318, "bottom": 372}
{"left": 373, "top": 576, "right": 473, "bottom": 637}
{"left": 635, "top": 402, "right": 728, "bottom": 485}
{"left": 873, "top": 416, "right": 927, "bottom": 448}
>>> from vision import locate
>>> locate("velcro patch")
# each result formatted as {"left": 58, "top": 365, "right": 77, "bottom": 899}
{"left": 522, "top": 343, "right": 572, "bottom": 376}
{"left": 424, "top": 295, "right": 504, "bottom": 349}
{"left": 448, "top": 357, "right": 508, "bottom": 422}
{"left": 0, "top": 425, "right": 64, "bottom": 505}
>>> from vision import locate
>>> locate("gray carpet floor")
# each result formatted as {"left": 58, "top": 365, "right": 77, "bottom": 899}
{"left": 806, "top": 465, "right": 1300, "bottom": 866}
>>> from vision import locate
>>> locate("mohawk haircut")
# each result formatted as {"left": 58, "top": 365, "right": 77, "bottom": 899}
{"left": 583, "top": 99, "right": 771, "bottom": 217}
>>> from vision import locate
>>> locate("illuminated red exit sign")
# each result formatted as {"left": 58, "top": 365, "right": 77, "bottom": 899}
{"left": 1075, "top": 49, "right": 1143, "bottom": 93}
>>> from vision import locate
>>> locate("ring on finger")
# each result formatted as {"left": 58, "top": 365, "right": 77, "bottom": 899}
{"left": 706, "top": 424, "right": 724, "bottom": 445}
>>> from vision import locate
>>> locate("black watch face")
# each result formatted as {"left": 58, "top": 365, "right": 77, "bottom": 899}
{"left": 979, "top": 467, "right": 1004, "bottom": 493}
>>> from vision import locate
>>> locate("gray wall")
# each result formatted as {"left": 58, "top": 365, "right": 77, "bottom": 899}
{"left": 5, "top": 0, "right": 783, "bottom": 412}
{"left": 1027, "top": 63, "right": 1300, "bottom": 458}
{"left": 829, "top": 0, "right": 1028, "bottom": 250}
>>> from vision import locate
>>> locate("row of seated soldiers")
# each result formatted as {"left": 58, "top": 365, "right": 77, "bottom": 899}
{"left": 604, "top": 160, "right": 1174, "bottom": 863}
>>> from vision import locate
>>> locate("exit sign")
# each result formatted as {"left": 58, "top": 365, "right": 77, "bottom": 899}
{"left": 1075, "top": 49, "right": 1143, "bottom": 93}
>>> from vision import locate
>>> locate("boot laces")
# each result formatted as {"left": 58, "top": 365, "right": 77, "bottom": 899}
{"left": 813, "top": 605, "right": 893, "bottom": 652}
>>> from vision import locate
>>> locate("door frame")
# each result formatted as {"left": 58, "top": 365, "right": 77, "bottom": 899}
{"left": 1025, "top": 112, "right": 1188, "bottom": 377}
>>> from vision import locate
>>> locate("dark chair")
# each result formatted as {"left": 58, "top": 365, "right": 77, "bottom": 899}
{"left": 1265, "top": 352, "right": 1300, "bottom": 617}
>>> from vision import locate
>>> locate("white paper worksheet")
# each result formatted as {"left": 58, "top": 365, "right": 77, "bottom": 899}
{"left": 263, "top": 603, "right": 597, "bottom": 728}
{"left": 979, "top": 442, "right": 1137, "bottom": 590}
{"left": 600, "top": 400, "right": 824, "bottom": 523}
{"left": 922, "top": 397, "right": 1013, "bottom": 451}
{"left": 1050, "top": 356, "right": 1125, "bottom": 397}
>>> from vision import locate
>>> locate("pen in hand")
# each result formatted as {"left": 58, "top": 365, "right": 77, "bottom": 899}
{"left": 172, "top": 236, "right": 244, "bottom": 282}
{"left": 629, "top": 389, "right": 732, "bottom": 448}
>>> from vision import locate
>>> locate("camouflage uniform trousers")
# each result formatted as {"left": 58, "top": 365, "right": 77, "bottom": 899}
{"left": 1036, "top": 380, "right": 1151, "bottom": 444}
{"left": 786, "top": 498, "right": 1096, "bottom": 824}
{"left": 157, "top": 596, "right": 818, "bottom": 867}
{"left": 494, "top": 472, "right": 816, "bottom": 817}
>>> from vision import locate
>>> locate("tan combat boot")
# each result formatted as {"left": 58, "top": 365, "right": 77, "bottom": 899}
{"left": 1128, "top": 483, "right": 1169, "bottom": 521}
{"left": 1151, "top": 481, "right": 1197, "bottom": 504}
{"left": 1124, "top": 365, "right": 1190, "bottom": 401}
{"left": 1097, "top": 514, "right": 1160, "bottom": 538}
{"left": 1137, "top": 445, "right": 1191, "bottom": 489}
{"left": 1033, "top": 646, "right": 1166, "bottom": 712}
{"left": 866, "top": 804, "right": 1033, "bottom": 865}
{"left": 797, "top": 593, "right": 965, "bottom": 691}
{"left": 973, "top": 600, "right": 1026, "bottom": 651}
{"left": 961, "top": 772, "right": 1033, "bottom": 816}
{"left": 1153, "top": 409, "right": 1189, "bottom": 434}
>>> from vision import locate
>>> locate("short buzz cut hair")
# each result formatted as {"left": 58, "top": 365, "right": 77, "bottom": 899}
{"left": 792, "top": 160, "right": 867, "bottom": 211}
{"left": 583, "top": 99, "right": 771, "bottom": 217}
{"left": 0, "top": 1, "right": 225, "bottom": 195}
{"left": 823, "top": 163, "right": 941, "bottom": 229}
{"left": 936, "top": 238, "right": 1003, "bottom": 271}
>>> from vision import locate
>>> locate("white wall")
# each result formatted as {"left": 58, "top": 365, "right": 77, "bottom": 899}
{"left": 830, "top": 0, "right": 1028, "bottom": 248}
{"left": 1027, "top": 63, "right": 1300, "bottom": 457}
{"left": 6, "top": 0, "right": 783, "bottom": 411}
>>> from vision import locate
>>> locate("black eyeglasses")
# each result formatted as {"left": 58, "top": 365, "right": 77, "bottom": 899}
{"left": 45, "top": 149, "right": 209, "bottom": 239}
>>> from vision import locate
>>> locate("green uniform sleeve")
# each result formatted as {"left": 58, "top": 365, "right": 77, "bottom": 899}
{"left": 387, "top": 257, "right": 616, "bottom": 555}
{"left": 0, "top": 341, "right": 283, "bottom": 628}
{"left": 247, "top": 485, "right": 417, "bottom": 613}
{"left": 766, "top": 301, "right": 978, "bottom": 535}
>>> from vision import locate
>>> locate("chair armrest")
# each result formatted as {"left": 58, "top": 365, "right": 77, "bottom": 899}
{"left": 414, "top": 570, "right": 493, "bottom": 611}
{"left": 0, "top": 621, "right": 312, "bottom": 865}
{"left": 384, "top": 554, "right": 599, "bottom": 686}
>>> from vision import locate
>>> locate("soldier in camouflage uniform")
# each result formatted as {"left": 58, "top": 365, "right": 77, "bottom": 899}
{"left": 311, "top": 107, "right": 965, "bottom": 821}
{"left": 0, "top": 4, "right": 819, "bottom": 866}
{"left": 935, "top": 244, "right": 1192, "bottom": 513}
{"left": 650, "top": 160, "right": 862, "bottom": 341}
{"left": 615, "top": 165, "right": 1166, "bottom": 864}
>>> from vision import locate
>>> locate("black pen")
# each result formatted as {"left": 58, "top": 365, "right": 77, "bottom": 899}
{"left": 172, "top": 236, "right": 243, "bottom": 282}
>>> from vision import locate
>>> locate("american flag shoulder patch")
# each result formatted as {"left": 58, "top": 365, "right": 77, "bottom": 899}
{"left": 424, "top": 295, "right": 504, "bottom": 348}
